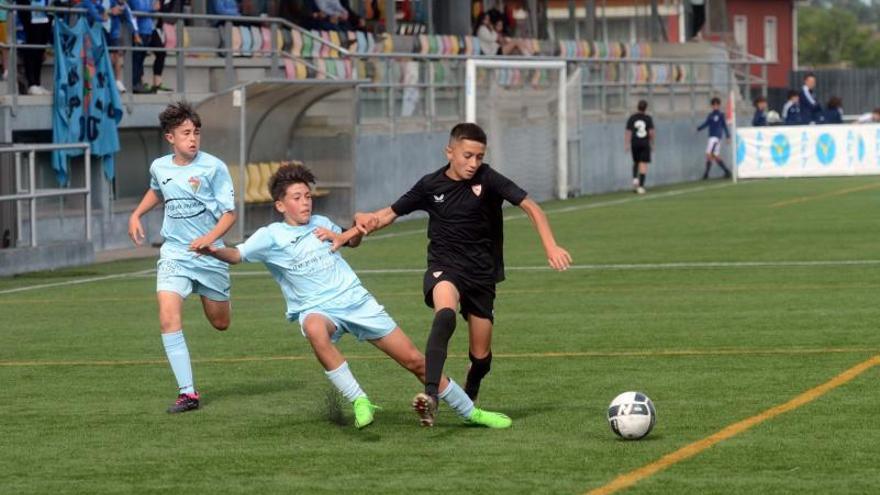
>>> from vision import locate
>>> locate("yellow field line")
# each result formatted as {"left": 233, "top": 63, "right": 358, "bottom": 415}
{"left": 585, "top": 354, "right": 880, "bottom": 495}
{"left": 770, "top": 182, "right": 880, "bottom": 208}
{"left": 0, "top": 347, "right": 876, "bottom": 368}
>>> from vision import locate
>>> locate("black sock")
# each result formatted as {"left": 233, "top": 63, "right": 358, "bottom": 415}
{"left": 703, "top": 161, "right": 712, "bottom": 179}
{"left": 717, "top": 159, "right": 731, "bottom": 176}
{"left": 632, "top": 163, "right": 639, "bottom": 178}
{"left": 638, "top": 173, "right": 646, "bottom": 187}
{"left": 424, "top": 308, "right": 456, "bottom": 398}
{"left": 464, "top": 352, "right": 492, "bottom": 400}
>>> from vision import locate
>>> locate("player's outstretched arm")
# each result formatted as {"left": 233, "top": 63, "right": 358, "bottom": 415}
{"left": 354, "top": 207, "right": 398, "bottom": 235}
{"left": 189, "top": 210, "right": 237, "bottom": 251}
{"left": 128, "top": 189, "right": 162, "bottom": 245}
{"left": 192, "top": 245, "right": 242, "bottom": 265}
{"left": 518, "top": 198, "right": 572, "bottom": 271}
{"left": 314, "top": 226, "right": 364, "bottom": 252}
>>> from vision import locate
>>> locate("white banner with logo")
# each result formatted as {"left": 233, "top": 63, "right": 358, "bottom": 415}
{"left": 736, "top": 124, "right": 880, "bottom": 178}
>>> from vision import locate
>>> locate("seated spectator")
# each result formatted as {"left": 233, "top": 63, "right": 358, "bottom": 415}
{"left": 209, "top": 0, "right": 240, "bottom": 17}
{"left": 474, "top": 12, "right": 531, "bottom": 56}
{"left": 752, "top": 96, "right": 768, "bottom": 127}
{"left": 824, "top": 96, "right": 843, "bottom": 124}
{"left": 303, "top": 0, "right": 342, "bottom": 31}
{"left": 339, "top": 0, "right": 365, "bottom": 31}
{"left": 782, "top": 90, "right": 800, "bottom": 125}
{"left": 855, "top": 107, "right": 880, "bottom": 124}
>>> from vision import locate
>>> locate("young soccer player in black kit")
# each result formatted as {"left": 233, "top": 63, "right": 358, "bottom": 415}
{"left": 625, "top": 100, "right": 655, "bottom": 194}
{"left": 354, "top": 123, "right": 572, "bottom": 426}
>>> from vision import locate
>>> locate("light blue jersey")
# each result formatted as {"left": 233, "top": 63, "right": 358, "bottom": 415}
{"left": 150, "top": 151, "right": 235, "bottom": 300}
{"left": 237, "top": 215, "right": 396, "bottom": 341}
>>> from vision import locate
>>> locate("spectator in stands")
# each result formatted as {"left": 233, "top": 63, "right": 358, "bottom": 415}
{"left": 339, "top": 0, "right": 365, "bottom": 31}
{"left": 302, "top": 0, "right": 341, "bottom": 31}
{"left": 15, "top": 0, "right": 53, "bottom": 95}
{"left": 824, "top": 96, "right": 843, "bottom": 124}
{"left": 799, "top": 74, "right": 822, "bottom": 124}
{"left": 208, "top": 0, "right": 239, "bottom": 16}
{"left": 129, "top": 0, "right": 156, "bottom": 94}
{"left": 855, "top": 107, "right": 880, "bottom": 124}
{"left": 689, "top": 0, "right": 706, "bottom": 40}
{"left": 474, "top": 12, "right": 531, "bottom": 56}
{"left": 782, "top": 90, "right": 800, "bottom": 125}
{"left": 0, "top": 1, "right": 10, "bottom": 80}
{"left": 752, "top": 96, "right": 768, "bottom": 127}
{"left": 143, "top": 0, "right": 177, "bottom": 93}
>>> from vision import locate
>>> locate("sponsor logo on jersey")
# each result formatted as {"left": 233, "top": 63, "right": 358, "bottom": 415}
{"left": 165, "top": 198, "right": 207, "bottom": 219}
{"left": 161, "top": 177, "right": 173, "bottom": 185}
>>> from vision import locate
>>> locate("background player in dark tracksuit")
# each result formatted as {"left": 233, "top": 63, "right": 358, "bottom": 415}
{"left": 696, "top": 97, "right": 731, "bottom": 180}
{"left": 625, "top": 100, "right": 655, "bottom": 194}
{"left": 354, "top": 123, "right": 572, "bottom": 426}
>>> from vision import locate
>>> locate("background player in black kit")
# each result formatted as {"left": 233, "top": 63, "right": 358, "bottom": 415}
{"left": 354, "top": 123, "right": 572, "bottom": 426}
{"left": 625, "top": 100, "right": 655, "bottom": 194}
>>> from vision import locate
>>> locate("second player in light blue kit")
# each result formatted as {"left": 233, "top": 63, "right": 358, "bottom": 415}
{"left": 196, "top": 164, "right": 511, "bottom": 429}
{"left": 128, "top": 102, "right": 237, "bottom": 414}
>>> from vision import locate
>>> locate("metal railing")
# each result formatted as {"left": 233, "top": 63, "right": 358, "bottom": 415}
{"left": 1, "top": 4, "right": 769, "bottom": 123}
{"left": 0, "top": 142, "right": 91, "bottom": 247}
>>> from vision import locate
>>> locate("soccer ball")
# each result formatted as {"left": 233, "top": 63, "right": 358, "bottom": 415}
{"left": 767, "top": 110, "right": 781, "bottom": 124}
{"left": 607, "top": 391, "right": 656, "bottom": 440}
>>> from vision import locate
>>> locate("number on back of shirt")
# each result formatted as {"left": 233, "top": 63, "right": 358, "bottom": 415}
{"left": 634, "top": 120, "right": 648, "bottom": 139}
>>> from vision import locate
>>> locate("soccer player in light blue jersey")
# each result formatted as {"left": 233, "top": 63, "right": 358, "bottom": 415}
{"left": 128, "top": 102, "right": 237, "bottom": 414}
{"left": 195, "top": 164, "right": 511, "bottom": 429}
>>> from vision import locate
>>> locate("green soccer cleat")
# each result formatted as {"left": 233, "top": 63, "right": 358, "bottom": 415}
{"left": 466, "top": 408, "right": 512, "bottom": 429}
{"left": 352, "top": 396, "right": 379, "bottom": 429}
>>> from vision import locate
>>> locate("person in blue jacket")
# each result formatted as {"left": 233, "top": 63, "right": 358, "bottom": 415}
{"left": 823, "top": 96, "right": 844, "bottom": 124}
{"left": 799, "top": 74, "right": 823, "bottom": 124}
{"left": 696, "top": 97, "right": 731, "bottom": 180}
{"left": 752, "top": 96, "right": 768, "bottom": 127}
{"left": 782, "top": 90, "right": 801, "bottom": 125}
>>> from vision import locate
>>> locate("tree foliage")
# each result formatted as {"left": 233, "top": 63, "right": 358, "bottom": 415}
{"left": 799, "top": 3, "right": 880, "bottom": 68}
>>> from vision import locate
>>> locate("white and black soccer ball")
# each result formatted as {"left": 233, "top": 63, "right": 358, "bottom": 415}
{"left": 767, "top": 110, "right": 781, "bottom": 124}
{"left": 607, "top": 391, "right": 656, "bottom": 440}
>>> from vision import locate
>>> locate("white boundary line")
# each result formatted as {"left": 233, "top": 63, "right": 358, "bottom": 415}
{"left": 368, "top": 181, "right": 736, "bottom": 240}
{"left": 0, "top": 269, "right": 156, "bottom": 295}
{"left": 0, "top": 181, "right": 753, "bottom": 295}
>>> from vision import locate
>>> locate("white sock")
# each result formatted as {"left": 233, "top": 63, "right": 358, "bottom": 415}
{"left": 439, "top": 379, "right": 475, "bottom": 418}
{"left": 325, "top": 361, "right": 366, "bottom": 402}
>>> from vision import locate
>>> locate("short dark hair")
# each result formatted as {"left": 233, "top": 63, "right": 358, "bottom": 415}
{"left": 873, "top": 107, "right": 880, "bottom": 114}
{"left": 826, "top": 96, "right": 842, "bottom": 109}
{"left": 159, "top": 101, "right": 201, "bottom": 134}
{"left": 711, "top": 97, "right": 721, "bottom": 106}
{"left": 637, "top": 100, "right": 648, "bottom": 112}
{"left": 788, "top": 90, "right": 799, "bottom": 98}
{"left": 449, "top": 123, "right": 487, "bottom": 145}
{"left": 269, "top": 162, "right": 316, "bottom": 202}
{"left": 804, "top": 73, "right": 816, "bottom": 81}
{"left": 754, "top": 96, "right": 766, "bottom": 106}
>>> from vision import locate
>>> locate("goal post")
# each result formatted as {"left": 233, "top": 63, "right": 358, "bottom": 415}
{"left": 465, "top": 59, "right": 569, "bottom": 201}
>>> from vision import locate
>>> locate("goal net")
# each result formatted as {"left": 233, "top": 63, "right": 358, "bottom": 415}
{"left": 465, "top": 59, "right": 575, "bottom": 201}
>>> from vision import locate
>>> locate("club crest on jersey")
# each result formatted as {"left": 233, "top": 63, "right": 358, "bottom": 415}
{"left": 188, "top": 176, "right": 201, "bottom": 193}
{"left": 433, "top": 194, "right": 445, "bottom": 203}
{"left": 433, "top": 271, "right": 443, "bottom": 278}
{"left": 471, "top": 184, "right": 482, "bottom": 197}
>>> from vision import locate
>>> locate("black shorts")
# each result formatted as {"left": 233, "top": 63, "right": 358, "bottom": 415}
{"left": 423, "top": 268, "right": 496, "bottom": 322}
{"left": 631, "top": 144, "right": 651, "bottom": 164}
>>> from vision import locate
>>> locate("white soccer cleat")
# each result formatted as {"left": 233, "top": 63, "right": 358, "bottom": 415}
{"left": 116, "top": 79, "right": 127, "bottom": 93}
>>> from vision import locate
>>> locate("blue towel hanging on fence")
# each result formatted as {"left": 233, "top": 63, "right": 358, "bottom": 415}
{"left": 52, "top": 17, "right": 123, "bottom": 185}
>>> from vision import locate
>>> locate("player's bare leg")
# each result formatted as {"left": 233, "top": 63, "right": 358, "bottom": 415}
{"left": 303, "top": 314, "right": 377, "bottom": 428}
{"left": 200, "top": 296, "right": 230, "bottom": 331}
{"left": 158, "top": 291, "right": 199, "bottom": 413}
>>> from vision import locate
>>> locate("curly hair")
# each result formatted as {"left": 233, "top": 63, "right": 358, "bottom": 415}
{"left": 159, "top": 101, "right": 202, "bottom": 134}
{"left": 269, "top": 162, "right": 316, "bottom": 201}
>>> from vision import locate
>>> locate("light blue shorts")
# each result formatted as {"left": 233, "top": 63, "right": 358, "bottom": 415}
{"left": 156, "top": 258, "right": 231, "bottom": 302}
{"left": 296, "top": 294, "right": 397, "bottom": 343}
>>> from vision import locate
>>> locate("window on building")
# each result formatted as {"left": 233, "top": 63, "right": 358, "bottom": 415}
{"left": 764, "top": 16, "right": 778, "bottom": 62}
{"left": 733, "top": 15, "right": 748, "bottom": 55}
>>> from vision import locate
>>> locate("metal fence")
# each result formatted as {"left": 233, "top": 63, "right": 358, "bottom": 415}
{"left": 791, "top": 69, "right": 880, "bottom": 116}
